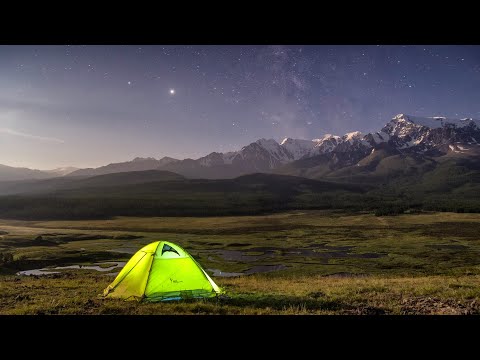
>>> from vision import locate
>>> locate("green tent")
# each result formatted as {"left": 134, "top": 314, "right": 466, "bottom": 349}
{"left": 103, "top": 241, "right": 223, "bottom": 301}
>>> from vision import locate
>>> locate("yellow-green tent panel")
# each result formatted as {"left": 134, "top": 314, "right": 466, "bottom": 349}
{"left": 103, "top": 241, "right": 222, "bottom": 301}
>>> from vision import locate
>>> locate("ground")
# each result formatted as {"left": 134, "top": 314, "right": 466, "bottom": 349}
{"left": 1, "top": 210, "right": 480, "bottom": 314}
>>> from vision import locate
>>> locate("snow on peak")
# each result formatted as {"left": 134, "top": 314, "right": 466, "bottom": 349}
{"left": 393, "top": 114, "right": 408, "bottom": 121}
{"left": 278, "top": 137, "right": 318, "bottom": 160}
{"left": 255, "top": 138, "right": 280, "bottom": 152}
{"left": 312, "top": 133, "right": 341, "bottom": 142}
{"left": 344, "top": 131, "right": 363, "bottom": 141}
{"left": 392, "top": 114, "right": 480, "bottom": 129}
{"left": 369, "top": 131, "right": 390, "bottom": 144}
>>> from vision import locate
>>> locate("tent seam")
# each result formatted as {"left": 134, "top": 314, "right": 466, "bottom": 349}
{"left": 143, "top": 241, "right": 163, "bottom": 299}
{"left": 108, "top": 252, "right": 147, "bottom": 293}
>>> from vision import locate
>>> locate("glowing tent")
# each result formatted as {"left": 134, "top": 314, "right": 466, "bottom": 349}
{"left": 103, "top": 241, "right": 222, "bottom": 301}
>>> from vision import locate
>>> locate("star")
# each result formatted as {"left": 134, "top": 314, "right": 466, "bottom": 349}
{"left": 170, "top": 89, "right": 175, "bottom": 95}
{"left": 127, "top": 81, "right": 131, "bottom": 85}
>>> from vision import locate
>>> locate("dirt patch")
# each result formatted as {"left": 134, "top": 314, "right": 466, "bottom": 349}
{"left": 400, "top": 297, "right": 480, "bottom": 315}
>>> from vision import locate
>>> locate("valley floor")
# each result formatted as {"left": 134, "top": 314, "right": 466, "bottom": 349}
{"left": 1, "top": 210, "right": 480, "bottom": 315}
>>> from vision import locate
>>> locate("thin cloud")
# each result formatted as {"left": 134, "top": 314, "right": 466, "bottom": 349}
{"left": 0, "top": 128, "right": 64, "bottom": 144}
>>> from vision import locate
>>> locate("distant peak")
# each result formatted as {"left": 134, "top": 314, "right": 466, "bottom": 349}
{"left": 256, "top": 138, "right": 278, "bottom": 145}
{"left": 132, "top": 157, "right": 156, "bottom": 162}
{"left": 312, "top": 134, "right": 340, "bottom": 142}
{"left": 392, "top": 113, "right": 410, "bottom": 121}
{"left": 344, "top": 131, "right": 363, "bottom": 140}
{"left": 390, "top": 114, "right": 479, "bottom": 129}
{"left": 281, "top": 137, "right": 319, "bottom": 145}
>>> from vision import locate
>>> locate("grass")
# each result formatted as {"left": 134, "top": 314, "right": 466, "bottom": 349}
{"left": 1, "top": 210, "right": 480, "bottom": 314}
{"left": 1, "top": 273, "right": 479, "bottom": 315}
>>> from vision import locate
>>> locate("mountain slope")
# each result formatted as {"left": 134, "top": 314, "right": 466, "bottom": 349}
{"left": 0, "top": 164, "right": 52, "bottom": 181}
{"left": 0, "top": 173, "right": 368, "bottom": 219}
{"left": 68, "top": 156, "right": 179, "bottom": 177}
{"left": 43, "top": 167, "right": 79, "bottom": 176}
{"left": 0, "top": 170, "right": 185, "bottom": 196}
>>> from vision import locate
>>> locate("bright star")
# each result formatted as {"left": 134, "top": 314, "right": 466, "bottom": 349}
{"left": 170, "top": 89, "right": 175, "bottom": 95}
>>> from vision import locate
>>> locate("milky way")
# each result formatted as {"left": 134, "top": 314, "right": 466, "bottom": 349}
{"left": 0, "top": 45, "right": 479, "bottom": 169}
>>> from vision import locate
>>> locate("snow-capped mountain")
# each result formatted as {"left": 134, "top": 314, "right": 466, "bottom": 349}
{"left": 4, "top": 113, "right": 479, "bottom": 181}
{"left": 186, "top": 113, "right": 480, "bottom": 178}
{"left": 274, "top": 114, "right": 480, "bottom": 179}
{"left": 304, "top": 113, "right": 480, "bottom": 157}
{"left": 309, "top": 134, "right": 343, "bottom": 156}
{"left": 280, "top": 137, "right": 320, "bottom": 159}
{"left": 66, "top": 113, "right": 480, "bottom": 179}
{"left": 378, "top": 114, "right": 480, "bottom": 153}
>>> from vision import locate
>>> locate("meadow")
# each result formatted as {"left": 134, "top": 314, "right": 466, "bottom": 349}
{"left": 1, "top": 210, "right": 480, "bottom": 314}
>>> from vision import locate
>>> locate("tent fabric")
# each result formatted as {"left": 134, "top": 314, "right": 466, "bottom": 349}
{"left": 103, "top": 241, "right": 222, "bottom": 301}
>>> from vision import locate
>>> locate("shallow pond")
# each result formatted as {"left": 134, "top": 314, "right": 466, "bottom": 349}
{"left": 207, "top": 268, "right": 244, "bottom": 277}
{"left": 17, "top": 262, "right": 126, "bottom": 276}
{"left": 207, "top": 264, "right": 288, "bottom": 277}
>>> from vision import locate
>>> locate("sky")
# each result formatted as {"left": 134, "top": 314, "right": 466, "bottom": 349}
{"left": 0, "top": 45, "right": 479, "bottom": 170}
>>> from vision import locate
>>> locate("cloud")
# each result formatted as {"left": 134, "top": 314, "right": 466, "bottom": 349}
{"left": 0, "top": 128, "right": 64, "bottom": 144}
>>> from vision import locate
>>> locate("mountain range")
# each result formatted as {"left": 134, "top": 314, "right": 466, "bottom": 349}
{"left": 1, "top": 113, "right": 479, "bottom": 219}
{"left": 2, "top": 113, "right": 479, "bottom": 182}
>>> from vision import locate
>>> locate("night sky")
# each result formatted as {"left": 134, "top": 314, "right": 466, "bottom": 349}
{"left": 1, "top": 45, "right": 479, "bottom": 170}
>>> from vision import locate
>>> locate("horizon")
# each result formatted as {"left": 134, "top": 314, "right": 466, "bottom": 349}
{"left": 3, "top": 111, "right": 475, "bottom": 171}
{"left": 4, "top": 111, "right": 476, "bottom": 169}
{"left": 1, "top": 45, "right": 479, "bottom": 169}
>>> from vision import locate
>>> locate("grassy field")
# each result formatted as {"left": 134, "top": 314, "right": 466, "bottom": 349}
{"left": 1, "top": 210, "right": 480, "bottom": 314}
